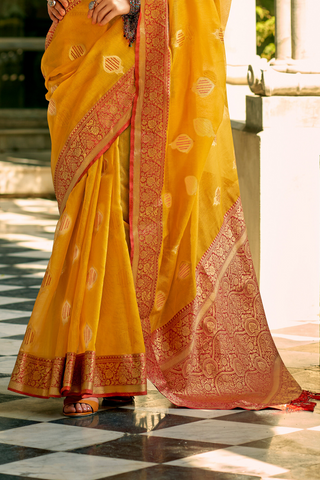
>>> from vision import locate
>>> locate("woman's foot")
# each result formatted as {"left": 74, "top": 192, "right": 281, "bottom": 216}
{"left": 63, "top": 397, "right": 99, "bottom": 416}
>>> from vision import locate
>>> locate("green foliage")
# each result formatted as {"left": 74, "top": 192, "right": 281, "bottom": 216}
{"left": 256, "top": 0, "right": 275, "bottom": 60}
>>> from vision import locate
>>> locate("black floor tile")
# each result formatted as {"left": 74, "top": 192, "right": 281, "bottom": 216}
{"left": 3, "top": 335, "right": 25, "bottom": 341}
{"left": 0, "top": 278, "right": 42, "bottom": 287}
{"left": 71, "top": 434, "right": 229, "bottom": 463}
{"left": 0, "top": 289, "right": 38, "bottom": 299}
{"left": 0, "top": 475, "right": 40, "bottom": 480}
{"left": 0, "top": 269, "right": 43, "bottom": 278}
{"left": 52, "top": 408, "right": 202, "bottom": 434}
{"left": 0, "top": 302, "right": 35, "bottom": 311}
{"left": 0, "top": 318, "right": 30, "bottom": 325}
{"left": 0, "top": 394, "right": 24, "bottom": 404}
{"left": 0, "top": 417, "right": 39, "bottom": 432}
{"left": 0, "top": 258, "right": 46, "bottom": 265}
{"left": 0, "top": 248, "right": 34, "bottom": 255}
{"left": 104, "top": 465, "right": 260, "bottom": 480}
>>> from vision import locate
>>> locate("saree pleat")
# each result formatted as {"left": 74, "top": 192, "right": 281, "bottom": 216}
{"left": 9, "top": 0, "right": 319, "bottom": 410}
{"left": 9, "top": 137, "right": 146, "bottom": 398}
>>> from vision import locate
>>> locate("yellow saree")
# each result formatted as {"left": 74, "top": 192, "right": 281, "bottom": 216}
{"left": 9, "top": 0, "right": 318, "bottom": 410}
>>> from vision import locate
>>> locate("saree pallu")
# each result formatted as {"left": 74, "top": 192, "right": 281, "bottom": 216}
{"left": 9, "top": 0, "right": 318, "bottom": 410}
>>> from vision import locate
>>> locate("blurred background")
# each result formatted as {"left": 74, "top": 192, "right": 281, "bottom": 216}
{"left": 0, "top": 0, "right": 276, "bottom": 109}
{"left": 0, "top": 0, "right": 50, "bottom": 109}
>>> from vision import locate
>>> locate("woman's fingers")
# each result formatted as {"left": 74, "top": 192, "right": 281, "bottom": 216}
{"left": 48, "top": 6, "right": 63, "bottom": 22}
{"left": 88, "top": 0, "right": 130, "bottom": 23}
{"left": 92, "top": 5, "right": 112, "bottom": 24}
{"left": 48, "top": 9, "right": 59, "bottom": 23}
{"left": 97, "top": 9, "right": 116, "bottom": 25}
{"left": 54, "top": 2, "right": 67, "bottom": 17}
{"left": 47, "top": 1, "right": 69, "bottom": 23}
{"left": 48, "top": 7, "right": 64, "bottom": 21}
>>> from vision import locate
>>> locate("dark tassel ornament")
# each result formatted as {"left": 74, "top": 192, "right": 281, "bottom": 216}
{"left": 122, "top": 0, "right": 140, "bottom": 46}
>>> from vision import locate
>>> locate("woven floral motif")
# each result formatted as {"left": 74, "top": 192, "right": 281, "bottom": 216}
{"left": 10, "top": 351, "right": 146, "bottom": 398}
{"left": 146, "top": 198, "right": 302, "bottom": 409}
{"left": 133, "top": 0, "right": 171, "bottom": 321}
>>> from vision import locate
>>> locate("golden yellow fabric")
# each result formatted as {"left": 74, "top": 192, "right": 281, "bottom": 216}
{"left": 9, "top": 0, "right": 304, "bottom": 410}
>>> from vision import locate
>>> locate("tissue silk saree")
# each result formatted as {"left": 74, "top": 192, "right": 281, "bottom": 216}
{"left": 9, "top": 0, "right": 315, "bottom": 410}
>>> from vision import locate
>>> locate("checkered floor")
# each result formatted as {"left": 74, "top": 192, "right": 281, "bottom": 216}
{"left": 0, "top": 198, "right": 319, "bottom": 480}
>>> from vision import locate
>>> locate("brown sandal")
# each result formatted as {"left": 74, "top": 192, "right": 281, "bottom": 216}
{"left": 63, "top": 397, "right": 99, "bottom": 417}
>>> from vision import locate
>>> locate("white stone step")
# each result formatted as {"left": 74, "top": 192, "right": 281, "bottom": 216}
{"left": 0, "top": 154, "right": 54, "bottom": 195}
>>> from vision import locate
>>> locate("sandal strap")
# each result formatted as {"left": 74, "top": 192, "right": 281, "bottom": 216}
{"left": 63, "top": 397, "right": 99, "bottom": 413}
{"left": 77, "top": 398, "right": 99, "bottom": 413}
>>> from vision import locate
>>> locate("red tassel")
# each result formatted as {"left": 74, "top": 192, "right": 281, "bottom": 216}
{"left": 284, "top": 390, "right": 320, "bottom": 412}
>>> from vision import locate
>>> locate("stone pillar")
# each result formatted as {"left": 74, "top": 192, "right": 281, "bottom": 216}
{"left": 291, "top": 0, "right": 320, "bottom": 71}
{"left": 275, "top": 0, "right": 291, "bottom": 62}
{"left": 238, "top": 0, "right": 320, "bottom": 346}
{"left": 250, "top": 0, "right": 320, "bottom": 93}
{"left": 224, "top": 0, "right": 257, "bottom": 121}
{"left": 224, "top": 0, "right": 256, "bottom": 84}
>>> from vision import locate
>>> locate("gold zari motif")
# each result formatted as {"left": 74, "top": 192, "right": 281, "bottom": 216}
{"left": 10, "top": 351, "right": 147, "bottom": 398}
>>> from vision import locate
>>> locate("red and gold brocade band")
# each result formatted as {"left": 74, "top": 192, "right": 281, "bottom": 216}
{"left": 8, "top": 0, "right": 320, "bottom": 410}
{"left": 10, "top": 351, "right": 146, "bottom": 399}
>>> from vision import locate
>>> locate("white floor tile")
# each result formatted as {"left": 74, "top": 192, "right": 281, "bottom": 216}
{"left": 0, "top": 376, "right": 15, "bottom": 395}
{"left": 0, "top": 212, "right": 57, "bottom": 227}
{"left": 0, "top": 233, "right": 52, "bottom": 244}
{"left": 242, "top": 410, "right": 320, "bottom": 429}
{"left": 22, "top": 272, "right": 45, "bottom": 278}
{"left": 2, "top": 240, "right": 53, "bottom": 252}
{"left": 0, "top": 452, "right": 154, "bottom": 480}
{"left": 13, "top": 261, "right": 48, "bottom": 270}
{"left": 0, "top": 423, "right": 124, "bottom": 451}
{"left": 167, "top": 446, "right": 288, "bottom": 477}
{"left": 0, "top": 338, "right": 22, "bottom": 355}
{"left": 13, "top": 198, "right": 58, "bottom": 212}
{"left": 124, "top": 406, "right": 240, "bottom": 419}
{"left": 0, "top": 356, "right": 17, "bottom": 374}
{"left": 0, "top": 323, "right": 26, "bottom": 338}
{"left": 0, "top": 296, "right": 31, "bottom": 306}
{"left": 0, "top": 396, "right": 64, "bottom": 421}
{"left": 143, "top": 419, "right": 302, "bottom": 445}
{"left": 273, "top": 334, "right": 319, "bottom": 341}
{"left": 8, "top": 250, "right": 51, "bottom": 259}
{"left": 0, "top": 285, "right": 23, "bottom": 292}
{"left": 0, "top": 275, "right": 17, "bottom": 281}
{"left": 147, "top": 379, "right": 157, "bottom": 391}
{"left": 0, "top": 309, "right": 31, "bottom": 321}
{"left": 278, "top": 350, "right": 320, "bottom": 368}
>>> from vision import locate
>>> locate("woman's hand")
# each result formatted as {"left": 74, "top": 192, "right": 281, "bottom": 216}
{"left": 88, "top": 0, "right": 130, "bottom": 26}
{"left": 47, "top": 0, "right": 69, "bottom": 24}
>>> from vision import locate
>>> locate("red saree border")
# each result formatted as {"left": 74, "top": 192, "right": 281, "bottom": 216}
{"left": 145, "top": 198, "right": 310, "bottom": 410}
{"left": 150, "top": 197, "right": 248, "bottom": 368}
{"left": 130, "top": 0, "right": 171, "bottom": 321}
{"left": 8, "top": 350, "right": 147, "bottom": 399}
{"left": 54, "top": 67, "right": 135, "bottom": 211}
